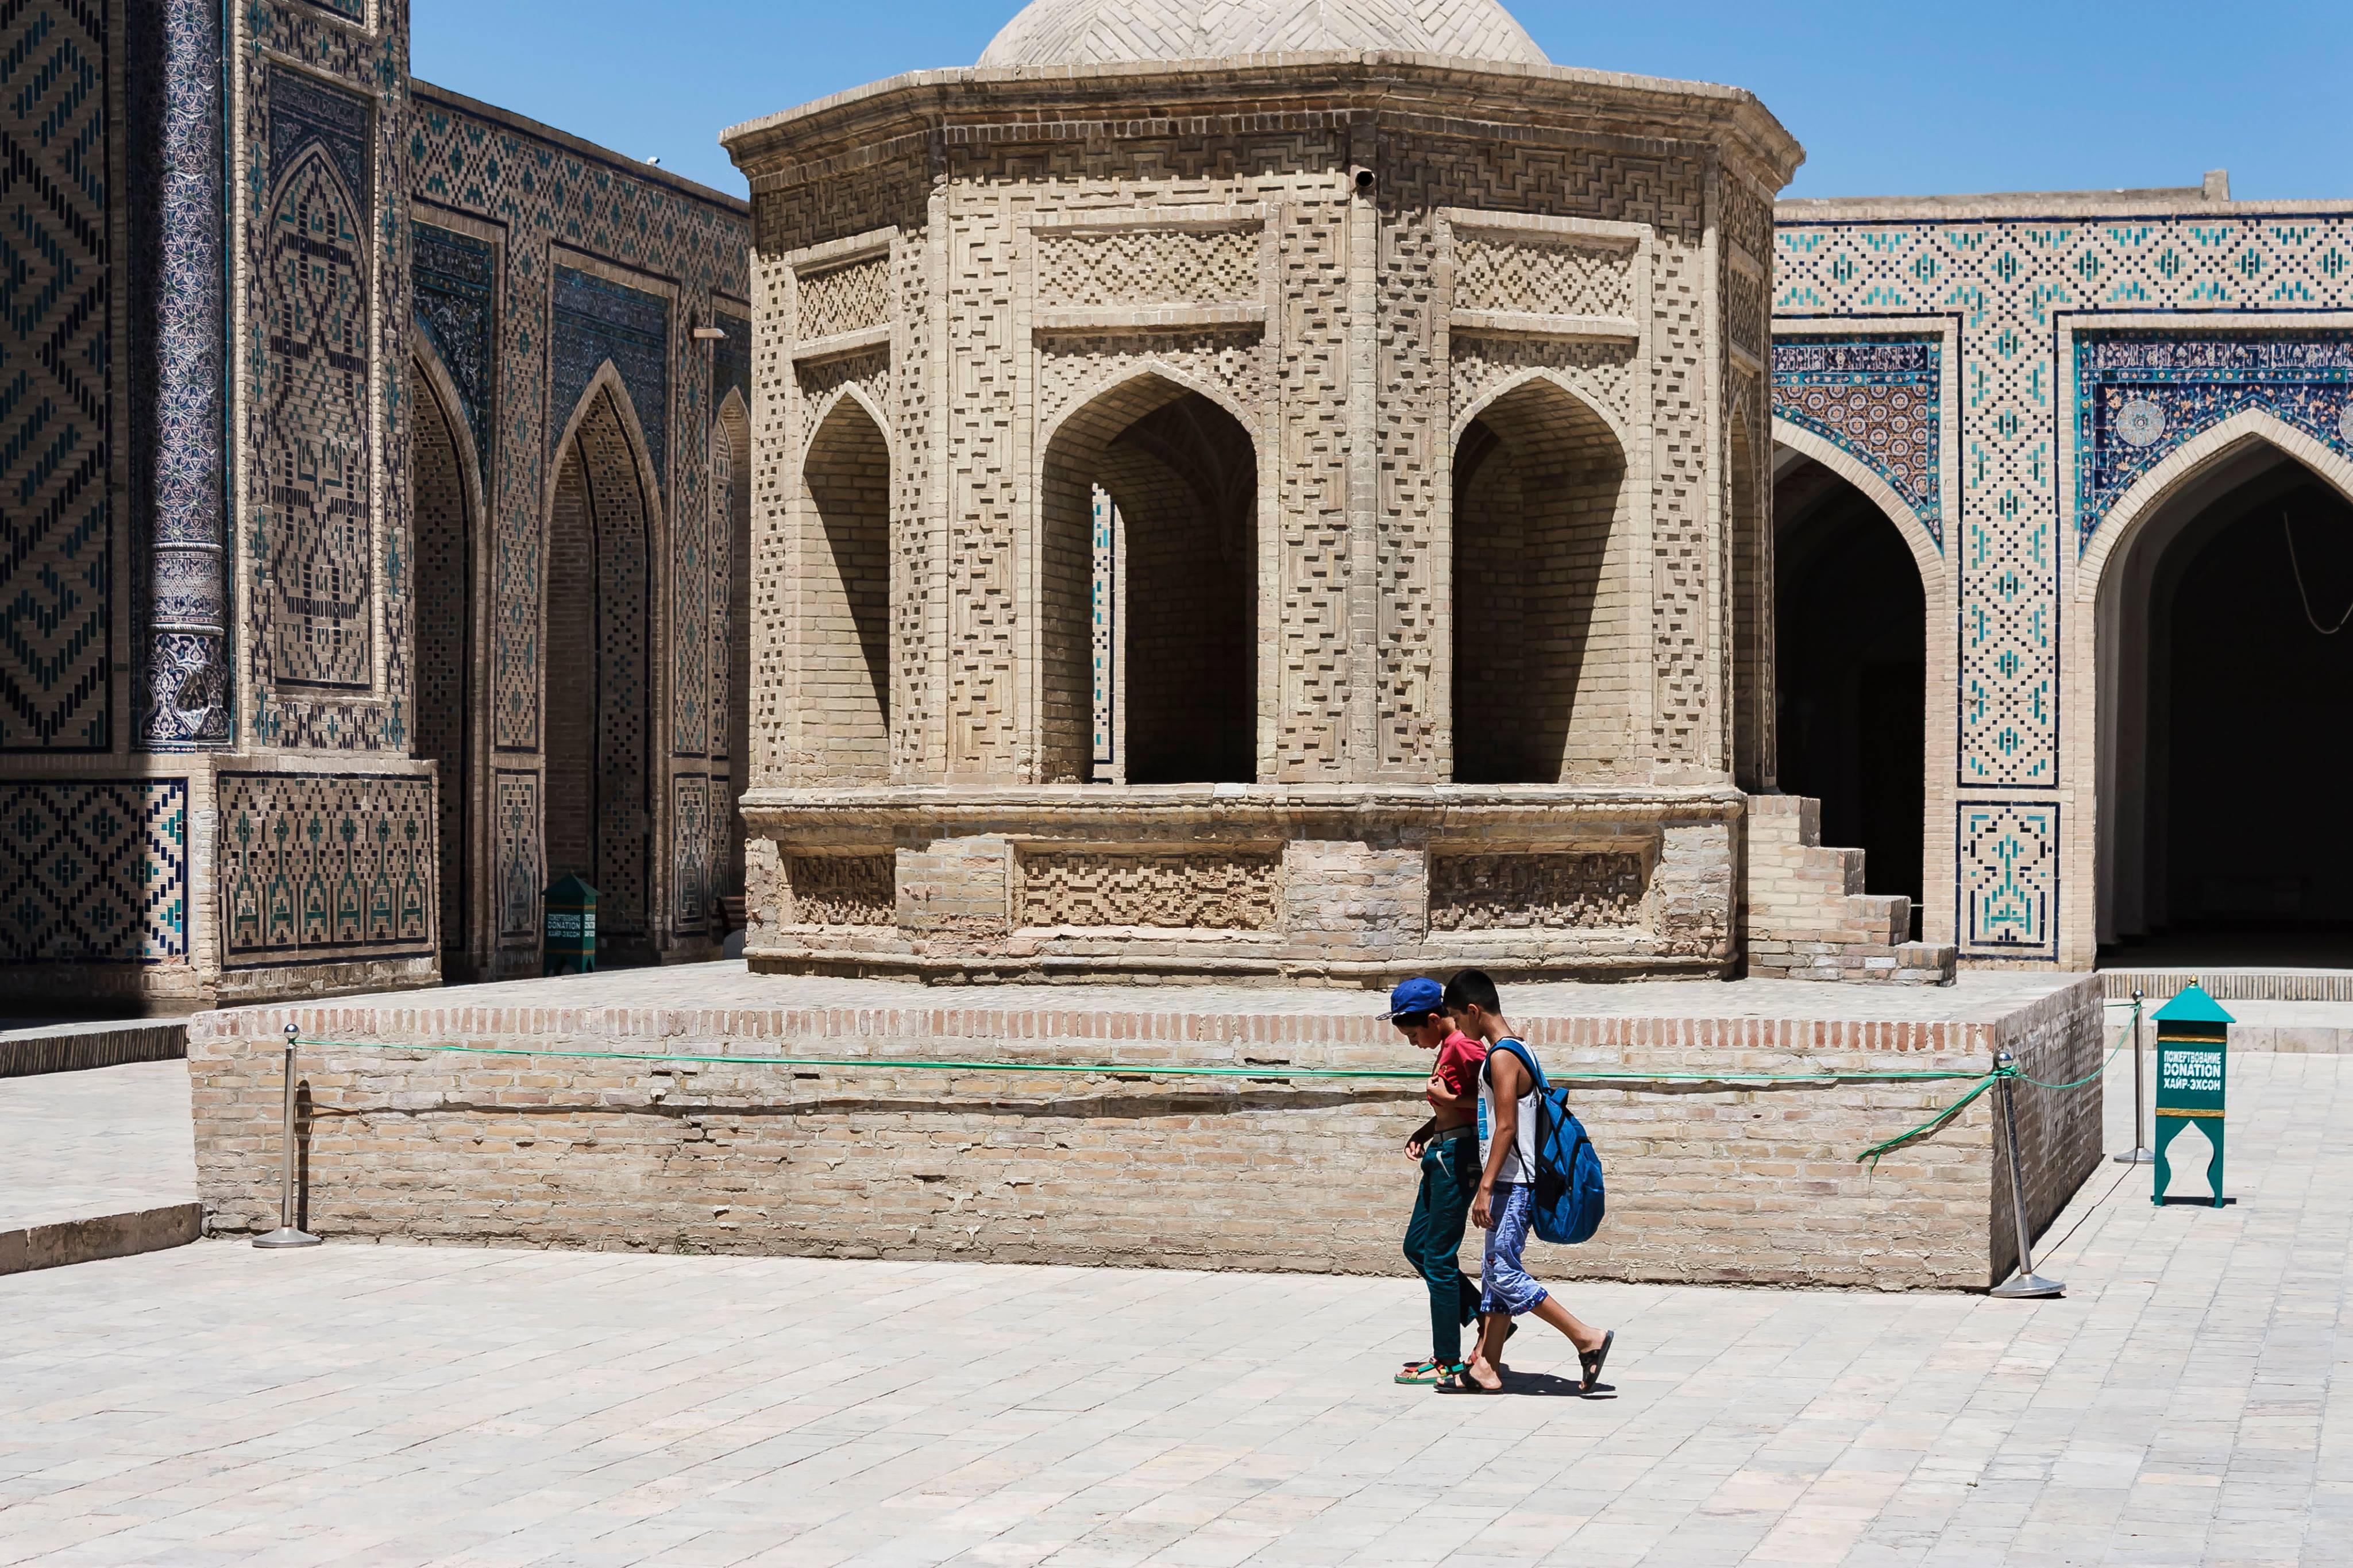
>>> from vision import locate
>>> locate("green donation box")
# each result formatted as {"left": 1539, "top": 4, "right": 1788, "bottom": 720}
{"left": 2153, "top": 982, "right": 2231, "bottom": 1207}
{"left": 543, "top": 874, "right": 598, "bottom": 977}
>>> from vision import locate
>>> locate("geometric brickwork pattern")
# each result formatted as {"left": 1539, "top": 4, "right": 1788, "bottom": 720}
{"left": 2076, "top": 331, "right": 2353, "bottom": 548}
{"left": 1426, "top": 852, "right": 1648, "bottom": 932}
{"left": 408, "top": 92, "right": 747, "bottom": 770}
{"left": 975, "top": 0, "right": 1550, "bottom": 68}
{"left": 580, "top": 389, "right": 653, "bottom": 940}
{"left": 411, "top": 370, "right": 470, "bottom": 953}
{"left": 672, "top": 775, "right": 708, "bottom": 928}
{"left": 1017, "top": 849, "right": 1283, "bottom": 930}
{"left": 0, "top": 781, "right": 188, "bottom": 963}
{"left": 0, "top": 0, "right": 113, "bottom": 751}
{"left": 407, "top": 86, "right": 747, "bottom": 963}
{"left": 260, "top": 65, "right": 374, "bottom": 693}
{"left": 237, "top": 0, "right": 412, "bottom": 756}
{"left": 216, "top": 771, "right": 434, "bottom": 968}
{"left": 1777, "top": 214, "right": 2353, "bottom": 793}
{"left": 550, "top": 267, "right": 669, "bottom": 489}
{"left": 1779, "top": 208, "right": 2353, "bottom": 960}
{"left": 493, "top": 770, "right": 539, "bottom": 939}
{"left": 1957, "top": 798, "right": 2059, "bottom": 961}
{"left": 1034, "top": 230, "right": 1257, "bottom": 311}
{"left": 1771, "top": 336, "right": 1943, "bottom": 549}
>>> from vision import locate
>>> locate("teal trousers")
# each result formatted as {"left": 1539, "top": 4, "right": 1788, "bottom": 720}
{"left": 1403, "top": 1134, "right": 1484, "bottom": 1366}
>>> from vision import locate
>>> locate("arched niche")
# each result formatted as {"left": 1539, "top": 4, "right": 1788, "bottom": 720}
{"left": 1039, "top": 369, "right": 1258, "bottom": 786}
{"left": 545, "top": 377, "right": 658, "bottom": 959}
{"left": 1449, "top": 374, "right": 1630, "bottom": 785}
{"left": 2085, "top": 415, "right": 2353, "bottom": 956}
{"left": 1770, "top": 430, "right": 1936, "bottom": 917}
{"left": 717, "top": 388, "right": 753, "bottom": 900}
{"left": 409, "top": 347, "right": 484, "bottom": 975}
{"left": 799, "top": 389, "right": 893, "bottom": 783}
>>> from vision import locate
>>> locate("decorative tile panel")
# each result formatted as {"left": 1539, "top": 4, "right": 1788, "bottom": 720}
{"left": 217, "top": 771, "right": 434, "bottom": 967}
{"left": 260, "top": 65, "right": 373, "bottom": 693}
{"left": 0, "top": 782, "right": 188, "bottom": 963}
{"left": 1428, "top": 852, "right": 1649, "bottom": 932}
{"left": 494, "top": 769, "right": 539, "bottom": 940}
{"left": 411, "top": 221, "right": 495, "bottom": 482}
{"left": 1, "top": 0, "right": 112, "bottom": 751}
{"left": 128, "top": 1, "right": 232, "bottom": 752}
{"left": 1018, "top": 849, "right": 1282, "bottom": 930}
{"left": 2076, "top": 331, "right": 2353, "bottom": 550}
{"left": 672, "top": 775, "right": 709, "bottom": 928}
{"left": 1772, "top": 336, "right": 1943, "bottom": 549}
{"left": 1957, "top": 800, "right": 2059, "bottom": 961}
{"left": 550, "top": 266, "right": 669, "bottom": 488}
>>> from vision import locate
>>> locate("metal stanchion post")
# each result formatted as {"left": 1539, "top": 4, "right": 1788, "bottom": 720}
{"left": 253, "top": 1024, "right": 322, "bottom": 1250}
{"left": 1989, "top": 1048, "right": 2062, "bottom": 1299}
{"left": 2114, "top": 989, "right": 2154, "bottom": 1165}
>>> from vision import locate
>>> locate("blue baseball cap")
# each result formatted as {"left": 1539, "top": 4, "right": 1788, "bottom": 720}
{"left": 1385, "top": 976, "right": 1446, "bottom": 1021}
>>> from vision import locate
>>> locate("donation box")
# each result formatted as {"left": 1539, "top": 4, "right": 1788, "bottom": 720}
{"left": 543, "top": 874, "right": 598, "bottom": 977}
{"left": 2153, "top": 981, "right": 2231, "bottom": 1208}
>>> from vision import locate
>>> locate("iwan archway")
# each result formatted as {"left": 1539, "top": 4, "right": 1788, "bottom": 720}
{"left": 544, "top": 376, "right": 661, "bottom": 964}
{"left": 411, "top": 348, "right": 488, "bottom": 979}
{"left": 2088, "top": 415, "right": 2353, "bottom": 964}
{"left": 1770, "top": 430, "right": 1942, "bottom": 928}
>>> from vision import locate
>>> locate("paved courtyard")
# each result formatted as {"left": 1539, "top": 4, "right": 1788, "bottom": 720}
{"left": 2, "top": 1051, "right": 2344, "bottom": 1566}
{"left": 0, "top": 1063, "right": 195, "bottom": 1235}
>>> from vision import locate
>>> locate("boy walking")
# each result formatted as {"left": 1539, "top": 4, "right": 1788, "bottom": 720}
{"left": 1388, "top": 977, "right": 1487, "bottom": 1385}
{"left": 1436, "top": 969, "right": 1616, "bottom": 1396}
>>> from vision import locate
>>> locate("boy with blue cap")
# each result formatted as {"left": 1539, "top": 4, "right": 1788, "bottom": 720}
{"left": 1388, "top": 976, "right": 1490, "bottom": 1384}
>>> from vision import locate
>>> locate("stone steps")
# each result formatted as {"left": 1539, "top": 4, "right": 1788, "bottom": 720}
{"left": 1744, "top": 794, "right": 1957, "bottom": 985}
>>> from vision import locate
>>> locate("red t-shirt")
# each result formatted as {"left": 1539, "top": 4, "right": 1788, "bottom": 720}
{"left": 1433, "top": 1030, "right": 1488, "bottom": 1106}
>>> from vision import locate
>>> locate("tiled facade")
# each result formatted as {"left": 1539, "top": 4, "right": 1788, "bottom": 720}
{"left": 0, "top": 2, "right": 750, "bottom": 1006}
{"left": 1774, "top": 185, "right": 2353, "bottom": 968}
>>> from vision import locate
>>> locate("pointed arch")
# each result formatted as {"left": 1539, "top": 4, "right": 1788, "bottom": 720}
{"left": 1770, "top": 416, "right": 1943, "bottom": 593}
{"left": 1452, "top": 365, "right": 1634, "bottom": 457}
{"left": 715, "top": 386, "right": 753, "bottom": 903}
{"left": 410, "top": 341, "right": 487, "bottom": 975}
{"left": 2081, "top": 413, "right": 2353, "bottom": 947}
{"left": 796, "top": 391, "right": 894, "bottom": 783}
{"left": 1038, "top": 367, "right": 1259, "bottom": 785}
{"left": 2078, "top": 407, "right": 2353, "bottom": 603}
{"left": 542, "top": 372, "right": 661, "bottom": 957}
{"left": 1449, "top": 373, "right": 1631, "bottom": 783}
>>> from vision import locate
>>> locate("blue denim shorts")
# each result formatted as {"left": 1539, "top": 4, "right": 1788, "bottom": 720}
{"left": 1480, "top": 1181, "right": 1550, "bottom": 1318}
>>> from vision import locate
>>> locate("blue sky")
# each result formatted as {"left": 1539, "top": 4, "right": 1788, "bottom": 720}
{"left": 414, "top": 1, "right": 2351, "bottom": 204}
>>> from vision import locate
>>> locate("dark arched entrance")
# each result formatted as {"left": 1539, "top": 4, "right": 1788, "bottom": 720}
{"left": 1041, "top": 375, "right": 1256, "bottom": 785}
{"left": 2102, "top": 446, "right": 2353, "bottom": 961}
{"left": 1773, "top": 450, "right": 1926, "bottom": 918}
{"left": 545, "top": 384, "right": 654, "bottom": 963}
{"left": 411, "top": 358, "right": 474, "bottom": 975}
{"left": 1451, "top": 377, "right": 1630, "bottom": 785}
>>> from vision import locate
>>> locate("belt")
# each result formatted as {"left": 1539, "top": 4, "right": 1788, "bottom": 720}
{"left": 1429, "top": 1125, "right": 1476, "bottom": 1143}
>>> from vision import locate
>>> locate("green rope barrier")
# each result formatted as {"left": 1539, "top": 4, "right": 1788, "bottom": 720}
{"left": 286, "top": 1028, "right": 2127, "bottom": 1169}
{"left": 294, "top": 1036, "right": 1997, "bottom": 1088}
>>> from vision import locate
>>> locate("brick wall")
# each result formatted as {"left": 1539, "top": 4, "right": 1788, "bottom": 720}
{"left": 188, "top": 977, "right": 2101, "bottom": 1290}
{"left": 799, "top": 397, "right": 892, "bottom": 783}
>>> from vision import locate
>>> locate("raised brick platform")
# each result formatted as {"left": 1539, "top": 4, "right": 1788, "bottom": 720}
{"left": 188, "top": 965, "right": 2103, "bottom": 1291}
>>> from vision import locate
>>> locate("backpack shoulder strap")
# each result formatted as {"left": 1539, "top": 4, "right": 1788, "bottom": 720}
{"left": 1490, "top": 1037, "right": 1548, "bottom": 1093}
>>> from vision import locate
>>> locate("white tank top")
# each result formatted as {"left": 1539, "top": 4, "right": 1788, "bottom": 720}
{"left": 1478, "top": 1041, "right": 1541, "bottom": 1185}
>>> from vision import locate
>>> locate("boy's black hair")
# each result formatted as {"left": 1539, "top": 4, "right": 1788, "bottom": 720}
{"left": 1443, "top": 968, "right": 1501, "bottom": 1017}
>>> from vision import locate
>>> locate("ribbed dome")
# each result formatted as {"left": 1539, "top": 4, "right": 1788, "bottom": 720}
{"left": 978, "top": 0, "right": 1551, "bottom": 69}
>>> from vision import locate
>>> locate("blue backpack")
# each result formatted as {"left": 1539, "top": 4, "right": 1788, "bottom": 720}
{"left": 1489, "top": 1038, "right": 1607, "bottom": 1246}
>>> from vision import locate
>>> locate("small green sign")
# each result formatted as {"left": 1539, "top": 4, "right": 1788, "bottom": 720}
{"left": 2151, "top": 982, "right": 2231, "bottom": 1208}
{"left": 543, "top": 874, "right": 599, "bottom": 978}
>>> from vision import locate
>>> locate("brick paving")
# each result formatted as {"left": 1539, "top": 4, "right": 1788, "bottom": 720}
{"left": 2, "top": 1055, "right": 2344, "bottom": 1566}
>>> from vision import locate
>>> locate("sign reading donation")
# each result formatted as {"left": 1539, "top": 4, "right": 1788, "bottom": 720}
{"left": 2151, "top": 981, "right": 2231, "bottom": 1208}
